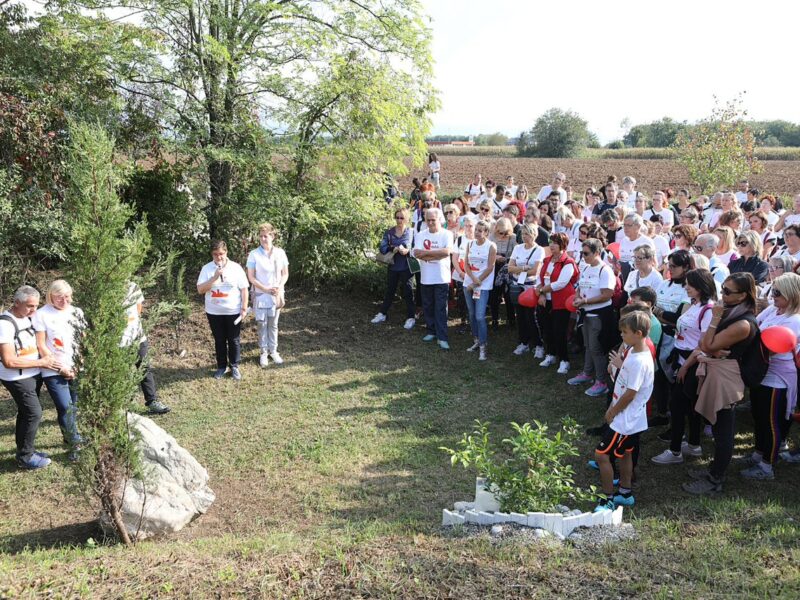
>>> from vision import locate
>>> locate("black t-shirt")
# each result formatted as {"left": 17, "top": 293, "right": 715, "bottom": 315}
{"left": 535, "top": 226, "right": 550, "bottom": 247}
{"left": 593, "top": 201, "right": 618, "bottom": 217}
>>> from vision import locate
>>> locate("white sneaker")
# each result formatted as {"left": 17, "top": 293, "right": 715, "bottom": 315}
{"left": 651, "top": 449, "right": 684, "bottom": 465}
{"left": 512, "top": 343, "right": 529, "bottom": 356}
{"left": 371, "top": 313, "right": 387, "bottom": 324}
{"left": 467, "top": 339, "right": 480, "bottom": 352}
{"left": 539, "top": 355, "right": 557, "bottom": 367}
{"left": 479, "top": 346, "right": 487, "bottom": 361}
{"left": 557, "top": 361, "right": 570, "bottom": 375}
{"left": 533, "top": 346, "right": 545, "bottom": 359}
{"left": 681, "top": 441, "right": 703, "bottom": 457}
{"left": 270, "top": 352, "right": 284, "bottom": 365}
{"left": 403, "top": 318, "right": 415, "bottom": 330}
{"left": 259, "top": 351, "right": 270, "bottom": 368}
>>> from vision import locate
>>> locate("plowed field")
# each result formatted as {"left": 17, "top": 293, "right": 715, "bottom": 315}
{"left": 400, "top": 156, "right": 800, "bottom": 199}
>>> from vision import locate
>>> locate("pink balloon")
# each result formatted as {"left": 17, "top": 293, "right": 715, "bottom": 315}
{"left": 565, "top": 294, "right": 578, "bottom": 313}
{"left": 607, "top": 242, "right": 620, "bottom": 260}
{"left": 519, "top": 287, "right": 539, "bottom": 308}
{"left": 761, "top": 326, "right": 797, "bottom": 354}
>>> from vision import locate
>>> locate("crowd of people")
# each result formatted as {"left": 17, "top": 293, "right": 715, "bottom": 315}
{"left": 373, "top": 170, "right": 800, "bottom": 509}
{"left": 1, "top": 222, "right": 288, "bottom": 471}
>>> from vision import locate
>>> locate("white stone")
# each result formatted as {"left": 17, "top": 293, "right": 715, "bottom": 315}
{"left": 101, "top": 413, "right": 215, "bottom": 541}
{"left": 464, "top": 510, "right": 480, "bottom": 524}
{"left": 590, "top": 511, "right": 606, "bottom": 528}
{"left": 490, "top": 525, "right": 503, "bottom": 536}
{"left": 527, "top": 512, "right": 545, "bottom": 529}
{"left": 561, "top": 515, "right": 582, "bottom": 536}
{"left": 474, "top": 478, "right": 501, "bottom": 512}
{"left": 534, "top": 528, "right": 550, "bottom": 539}
{"left": 493, "top": 512, "right": 510, "bottom": 524}
{"left": 453, "top": 501, "right": 473, "bottom": 512}
{"left": 612, "top": 506, "right": 624, "bottom": 526}
{"left": 510, "top": 512, "right": 528, "bottom": 525}
{"left": 543, "top": 513, "right": 562, "bottom": 536}
{"left": 442, "top": 509, "right": 465, "bottom": 526}
{"left": 477, "top": 511, "right": 495, "bottom": 526}
{"left": 601, "top": 509, "right": 613, "bottom": 526}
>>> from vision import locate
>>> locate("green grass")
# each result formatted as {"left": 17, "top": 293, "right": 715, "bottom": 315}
{"left": 2, "top": 285, "right": 800, "bottom": 597}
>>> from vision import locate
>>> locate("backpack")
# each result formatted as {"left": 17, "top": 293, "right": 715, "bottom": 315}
{"left": 0, "top": 314, "right": 36, "bottom": 375}
{"left": 738, "top": 318, "right": 770, "bottom": 388}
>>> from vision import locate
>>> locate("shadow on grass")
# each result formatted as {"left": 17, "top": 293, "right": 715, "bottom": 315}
{"left": 0, "top": 520, "right": 103, "bottom": 555}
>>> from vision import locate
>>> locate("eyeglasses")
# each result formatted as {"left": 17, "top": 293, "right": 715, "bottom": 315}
{"left": 769, "top": 265, "right": 784, "bottom": 272}
{"left": 579, "top": 230, "right": 588, "bottom": 235}
{"left": 445, "top": 211, "right": 454, "bottom": 215}
{"left": 674, "top": 233, "right": 684, "bottom": 239}
{"left": 736, "top": 240, "right": 749, "bottom": 247}
{"left": 721, "top": 286, "right": 741, "bottom": 296}
{"left": 771, "top": 288, "right": 783, "bottom": 298}
{"left": 395, "top": 216, "right": 405, "bottom": 220}
{"left": 581, "top": 250, "right": 592, "bottom": 257}
{"left": 634, "top": 255, "right": 648, "bottom": 260}
{"left": 692, "top": 245, "right": 704, "bottom": 252}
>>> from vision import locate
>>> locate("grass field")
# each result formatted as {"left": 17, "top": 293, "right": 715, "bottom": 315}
{"left": 2, "top": 284, "right": 800, "bottom": 597}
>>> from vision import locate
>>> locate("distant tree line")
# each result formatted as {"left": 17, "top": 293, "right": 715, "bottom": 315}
{"left": 618, "top": 118, "right": 800, "bottom": 149}
{"left": 427, "top": 133, "right": 510, "bottom": 146}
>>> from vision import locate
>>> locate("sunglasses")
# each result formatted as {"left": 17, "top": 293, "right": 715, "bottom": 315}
{"left": 395, "top": 216, "right": 405, "bottom": 220}
{"left": 674, "top": 233, "right": 684, "bottom": 239}
{"left": 445, "top": 211, "right": 455, "bottom": 215}
{"left": 581, "top": 250, "right": 592, "bottom": 257}
{"left": 721, "top": 286, "right": 741, "bottom": 296}
{"left": 771, "top": 288, "right": 783, "bottom": 298}
{"left": 634, "top": 255, "right": 648, "bottom": 260}
{"left": 480, "top": 208, "right": 490, "bottom": 213}
{"left": 692, "top": 245, "right": 704, "bottom": 252}
{"left": 736, "top": 240, "right": 749, "bottom": 247}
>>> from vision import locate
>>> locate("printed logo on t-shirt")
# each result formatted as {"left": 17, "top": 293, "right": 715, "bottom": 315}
{"left": 211, "top": 290, "right": 229, "bottom": 298}
{"left": 424, "top": 239, "right": 432, "bottom": 250}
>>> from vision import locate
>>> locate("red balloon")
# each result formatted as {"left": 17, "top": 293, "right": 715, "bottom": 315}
{"left": 565, "top": 294, "right": 578, "bottom": 313}
{"left": 761, "top": 326, "right": 797, "bottom": 354}
{"left": 607, "top": 242, "right": 621, "bottom": 260}
{"left": 519, "top": 287, "right": 539, "bottom": 308}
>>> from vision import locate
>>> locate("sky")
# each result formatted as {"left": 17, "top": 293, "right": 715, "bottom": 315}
{"left": 423, "top": 0, "right": 800, "bottom": 142}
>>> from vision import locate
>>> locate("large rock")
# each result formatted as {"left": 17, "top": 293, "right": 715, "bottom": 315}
{"left": 102, "top": 413, "right": 215, "bottom": 541}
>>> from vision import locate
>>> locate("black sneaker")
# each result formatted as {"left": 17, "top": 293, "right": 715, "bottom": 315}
{"left": 147, "top": 400, "right": 171, "bottom": 415}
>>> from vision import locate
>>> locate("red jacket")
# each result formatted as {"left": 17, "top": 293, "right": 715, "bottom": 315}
{"left": 539, "top": 253, "right": 578, "bottom": 310}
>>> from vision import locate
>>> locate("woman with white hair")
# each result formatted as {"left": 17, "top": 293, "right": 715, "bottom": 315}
{"left": 728, "top": 230, "right": 769, "bottom": 284}
{"left": 619, "top": 213, "right": 655, "bottom": 279}
{"left": 32, "top": 279, "right": 84, "bottom": 452}
{"left": 758, "top": 255, "right": 796, "bottom": 309}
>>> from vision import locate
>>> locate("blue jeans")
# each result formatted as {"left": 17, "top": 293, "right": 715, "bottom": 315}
{"left": 420, "top": 283, "right": 449, "bottom": 341}
{"left": 464, "top": 287, "right": 490, "bottom": 345}
{"left": 43, "top": 375, "right": 80, "bottom": 445}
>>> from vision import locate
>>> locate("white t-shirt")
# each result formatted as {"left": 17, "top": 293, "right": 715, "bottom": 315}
{"left": 31, "top": 304, "right": 84, "bottom": 377}
{"left": 619, "top": 235, "right": 655, "bottom": 265}
{"left": 490, "top": 197, "right": 509, "bottom": 217}
{"left": 716, "top": 249, "right": 738, "bottom": 266}
{"left": 643, "top": 208, "right": 675, "bottom": 228}
{"left": 121, "top": 283, "right": 146, "bottom": 348}
{"left": 675, "top": 302, "right": 714, "bottom": 357}
{"left": 652, "top": 235, "right": 671, "bottom": 267}
{"left": 465, "top": 183, "right": 484, "bottom": 199}
{"left": 764, "top": 211, "right": 779, "bottom": 228}
{"left": 566, "top": 222, "right": 583, "bottom": 256}
{"left": 429, "top": 160, "right": 440, "bottom": 173}
{"left": 506, "top": 184, "right": 518, "bottom": 197}
{"left": 624, "top": 268, "right": 663, "bottom": 294}
{"left": 197, "top": 260, "right": 249, "bottom": 315}
{"left": 656, "top": 279, "right": 689, "bottom": 314}
{"left": 0, "top": 311, "right": 40, "bottom": 381}
{"left": 465, "top": 239, "right": 496, "bottom": 291}
{"left": 757, "top": 306, "right": 800, "bottom": 389}
{"left": 735, "top": 191, "right": 748, "bottom": 205}
{"left": 578, "top": 262, "right": 615, "bottom": 310}
{"left": 509, "top": 244, "right": 544, "bottom": 284}
{"left": 413, "top": 228, "right": 453, "bottom": 285}
{"left": 246, "top": 246, "right": 289, "bottom": 298}
{"left": 537, "top": 185, "right": 567, "bottom": 205}
{"left": 776, "top": 246, "right": 800, "bottom": 262}
{"left": 784, "top": 214, "right": 800, "bottom": 228}
{"left": 451, "top": 235, "right": 472, "bottom": 283}
{"left": 610, "top": 349, "right": 654, "bottom": 435}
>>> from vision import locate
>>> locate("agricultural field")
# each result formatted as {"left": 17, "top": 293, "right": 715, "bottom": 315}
{"left": 400, "top": 155, "right": 800, "bottom": 199}
{"left": 2, "top": 289, "right": 800, "bottom": 597}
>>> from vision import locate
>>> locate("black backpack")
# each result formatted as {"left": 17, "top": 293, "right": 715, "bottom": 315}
{"left": 0, "top": 314, "right": 36, "bottom": 375}
{"left": 737, "top": 315, "right": 770, "bottom": 388}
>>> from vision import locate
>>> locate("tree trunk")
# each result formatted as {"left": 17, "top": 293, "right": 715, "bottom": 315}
{"left": 97, "top": 446, "right": 132, "bottom": 545}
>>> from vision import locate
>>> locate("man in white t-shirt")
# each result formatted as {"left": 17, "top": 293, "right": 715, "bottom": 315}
{"left": 0, "top": 286, "right": 62, "bottom": 470}
{"left": 464, "top": 174, "right": 485, "bottom": 208}
{"left": 505, "top": 176, "right": 518, "bottom": 198}
{"left": 412, "top": 209, "right": 453, "bottom": 348}
{"left": 643, "top": 191, "right": 674, "bottom": 229}
{"left": 734, "top": 179, "right": 749, "bottom": 205}
{"left": 490, "top": 184, "right": 509, "bottom": 216}
{"left": 537, "top": 172, "right": 567, "bottom": 205}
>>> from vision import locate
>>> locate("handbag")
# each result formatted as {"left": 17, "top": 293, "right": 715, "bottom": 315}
{"left": 375, "top": 250, "right": 395, "bottom": 265}
{"left": 657, "top": 333, "right": 677, "bottom": 383}
{"left": 407, "top": 256, "right": 421, "bottom": 274}
{"left": 509, "top": 283, "right": 526, "bottom": 304}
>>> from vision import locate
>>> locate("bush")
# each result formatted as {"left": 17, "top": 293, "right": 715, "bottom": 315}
{"left": 441, "top": 419, "right": 596, "bottom": 513}
{"left": 517, "top": 108, "right": 595, "bottom": 158}
{"left": 605, "top": 140, "right": 625, "bottom": 150}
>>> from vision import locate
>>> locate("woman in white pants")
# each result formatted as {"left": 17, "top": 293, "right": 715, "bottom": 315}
{"left": 247, "top": 223, "right": 289, "bottom": 367}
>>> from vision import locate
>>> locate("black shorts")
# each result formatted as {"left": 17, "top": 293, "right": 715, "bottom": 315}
{"left": 595, "top": 427, "right": 639, "bottom": 459}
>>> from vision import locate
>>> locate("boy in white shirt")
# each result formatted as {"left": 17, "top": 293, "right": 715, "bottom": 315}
{"left": 594, "top": 311, "right": 654, "bottom": 511}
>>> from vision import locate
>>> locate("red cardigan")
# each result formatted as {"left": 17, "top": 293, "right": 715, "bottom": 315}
{"left": 539, "top": 253, "right": 578, "bottom": 310}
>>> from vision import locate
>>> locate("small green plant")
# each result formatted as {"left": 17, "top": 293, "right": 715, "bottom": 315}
{"left": 441, "top": 419, "right": 596, "bottom": 513}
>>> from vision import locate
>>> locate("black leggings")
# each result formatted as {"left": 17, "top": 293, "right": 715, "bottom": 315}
{"left": 751, "top": 385, "right": 791, "bottom": 465}
{"left": 516, "top": 305, "right": 542, "bottom": 346}
{"left": 489, "top": 286, "right": 515, "bottom": 325}
{"left": 207, "top": 313, "right": 243, "bottom": 369}
{"left": 538, "top": 302, "right": 570, "bottom": 361}
{"left": 709, "top": 407, "right": 736, "bottom": 480}
{"left": 669, "top": 369, "right": 702, "bottom": 453}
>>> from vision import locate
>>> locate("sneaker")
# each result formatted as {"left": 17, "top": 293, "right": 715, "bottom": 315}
{"left": 213, "top": 368, "right": 227, "bottom": 379}
{"left": 147, "top": 400, "right": 171, "bottom": 415}
{"left": 780, "top": 450, "right": 800, "bottom": 463}
{"left": 557, "top": 361, "right": 570, "bottom": 375}
{"left": 539, "top": 354, "right": 557, "bottom": 367}
{"left": 651, "top": 449, "right": 684, "bottom": 465}
{"left": 737, "top": 452, "right": 762, "bottom": 468}
{"left": 594, "top": 499, "right": 615, "bottom": 512}
{"left": 585, "top": 382, "right": 609, "bottom": 397}
{"left": 682, "top": 475, "right": 723, "bottom": 495}
{"left": 648, "top": 415, "right": 670, "bottom": 427}
{"left": 422, "top": 334, "right": 436, "bottom": 342}
{"left": 779, "top": 440, "right": 790, "bottom": 452}
{"left": 681, "top": 442, "right": 703, "bottom": 458}
{"left": 466, "top": 339, "right": 480, "bottom": 352}
{"left": 512, "top": 343, "right": 529, "bottom": 356}
{"left": 231, "top": 366, "right": 242, "bottom": 381}
{"left": 687, "top": 468, "right": 710, "bottom": 480}
{"left": 371, "top": 313, "right": 387, "bottom": 324}
{"left": 260, "top": 351, "right": 270, "bottom": 368}
{"left": 740, "top": 464, "right": 774, "bottom": 480}
{"left": 17, "top": 454, "right": 51, "bottom": 470}
{"left": 567, "top": 372, "right": 593, "bottom": 385}
{"left": 438, "top": 340, "right": 450, "bottom": 350}
{"left": 270, "top": 352, "right": 284, "bottom": 365}
{"left": 657, "top": 428, "right": 674, "bottom": 443}
{"left": 703, "top": 424, "right": 714, "bottom": 438}
{"left": 533, "top": 346, "right": 545, "bottom": 359}
{"left": 68, "top": 449, "right": 80, "bottom": 462}
{"left": 478, "top": 346, "right": 487, "bottom": 361}
{"left": 404, "top": 318, "right": 416, "bottom": 330}
{"left": 33, "top": 450, "right": 51, "bottom": 459}
{"left": 613, "top": 493, "right": 635, "bottom": 507}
